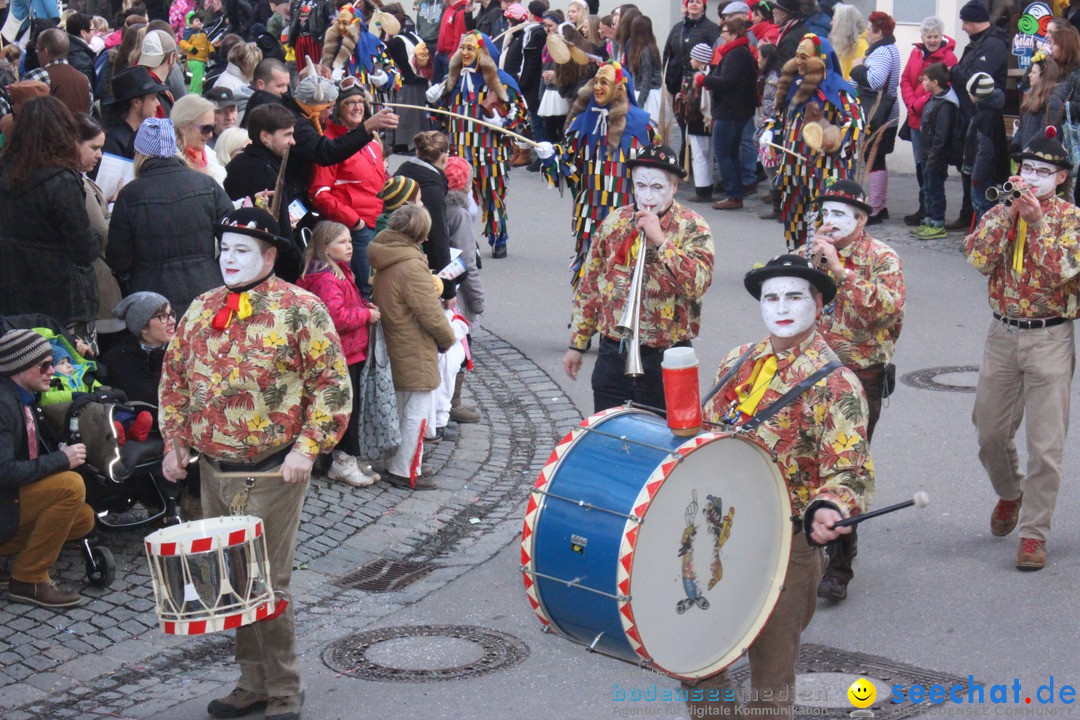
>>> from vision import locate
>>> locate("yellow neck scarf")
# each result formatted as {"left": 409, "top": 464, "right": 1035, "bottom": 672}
{"left": 1011, "top": 219, "right": 1028, "bottom": 274}
{"left": 734, "top": 355, "right": 778, "bottom": 418}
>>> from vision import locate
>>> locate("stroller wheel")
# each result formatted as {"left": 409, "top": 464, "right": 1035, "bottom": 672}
{"left": 85, "top": 546, "right": 116, "bottom": 588}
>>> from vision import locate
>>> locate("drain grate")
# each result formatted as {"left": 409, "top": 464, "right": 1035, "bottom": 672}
{"left": 901, "top": 366, "right": 980, "bottom": 394}
{"left": 322, "top": 624, "right": 530, "bottom": 682}
{"left": 335, "top": 558, "right": 436, "bottom": 592}
{"left": 727, "top": 643, "right": 973, "bottom": 720}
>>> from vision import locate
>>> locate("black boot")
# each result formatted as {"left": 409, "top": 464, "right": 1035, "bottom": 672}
{"left": 904, "top": 163, "right": 926, "bottom": 226}
{"left": 689, "top": 186, "right": 713, "bottom": 203}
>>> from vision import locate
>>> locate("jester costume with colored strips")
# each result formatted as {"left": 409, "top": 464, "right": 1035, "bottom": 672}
{"left": 541, "top": 61, "right": 655, "bottom": 284}
{"left": 764, "top": 35, "right": 863, "bottom": 250}
{"left": 434, "top": 31, "right": 528, "bottom": 255}
{"left": 321, "top": 4, "right": 401, "bottom": 101}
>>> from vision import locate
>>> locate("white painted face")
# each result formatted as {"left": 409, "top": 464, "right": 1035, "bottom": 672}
{"left": 1019, "top": 159, "right": 1063, "bottom": 199}
{"left": 760, "top": 277, "right": 818, "bottom": 339}
{"left": 220, "top": 233, "right": 269, "bottom": 288}
{"left": 632, "top": 167, "right": 676, "bottom": 214}
{"left": 820, "top": 201, "right": 859, "bottom": 239}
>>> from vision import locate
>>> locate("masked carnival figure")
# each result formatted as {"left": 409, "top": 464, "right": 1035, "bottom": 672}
{"left": 321, "top": 3, "right": 399, "bottom": 100}
{"left": 535, "top": 60, "right": 655, "bottom": 284}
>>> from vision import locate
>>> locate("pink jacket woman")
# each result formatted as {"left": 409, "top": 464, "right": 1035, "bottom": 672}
{"left": 900, "top": 34, "right": 957, "bottom": 131}
{"left": 296, "top": 261, "right": 373, "bottom": 364}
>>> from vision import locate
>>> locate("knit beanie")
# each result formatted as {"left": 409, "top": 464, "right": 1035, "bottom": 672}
{"left": 959, "top": 0, "right": 990, "bottom": 23}
{"left": 378, "top": 176, "right": 420, "bottom": 212}
{"left": 0, "top": 330, "right": 52, "bottom": 376}
{"left": 444, "top": 155, "right": 472, "bottom": 191}
{"left": 527, "top": 1, "right": 547, "bottom": 19}
{"left": 966, "top": 72, "right": 995, "bottom": 99}
{"left": 689, "top": 43, "right": 713, "bottom": 64}
{"left": 112, "top": 292, "right": 170, "bottom": 335}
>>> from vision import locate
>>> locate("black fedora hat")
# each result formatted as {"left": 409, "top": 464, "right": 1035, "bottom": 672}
{"left": 744, "top": 254, "right": 836, "bottom": 304}
{"left": 626, "top": 144, "right": 688, "bottom": 179}
{"left": 1013, "top": 126, "right": 1072, "bottom": 172}
{"left": 106, "top": 66, "right": 168, "bottom": 106}
{"left": 215, "top": 207, "right": 292, "bottom": 253}
{"left": 813, "top": 178, "right": 873, "bottom": 215}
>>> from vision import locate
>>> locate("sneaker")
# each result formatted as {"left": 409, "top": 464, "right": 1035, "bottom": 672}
{"left": 913, "top": 224, "right": 947, "bottom": 240}
{"left": 207, "top": 688, "right": 270, "bottom": 719}
{"left": 991, "top": 493, "right": 1022, "bottom": 536}
{"left": 357, "top": 462, "right": 381, "bottom": 483}
{"left": 384, "top": 472, "right": 437, "bottom": 491}
{"left": 712, "top": 198, "right": 744, "bottom": 210}
{"left": 816, "top": 574, "right": 848, "bottom": 601}
{"left": 1015, "top": 537, "right": 1046, "bottom": 571}
{"left": 328, "top": 455, "right": 374, "bottom": 487}
{"left": 907, "top": 224, "right": 933, "bottom": 238}
{"left": 450, "top": 404, "right": 481, "bottom": 423}
{"left": 129, "top": 411, "right": 153, "bottom": 442}
{"left": 265, "top": 693, "right": 304, "bottom": 720}
{"left": 7, "top": 578, "right": 82, "bottom": 608}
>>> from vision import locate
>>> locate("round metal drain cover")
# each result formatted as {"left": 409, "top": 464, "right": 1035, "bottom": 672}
{"left": 901, "top": 365, "right": 979, "bottom": 393}
{"left": 322, "top": 625, "right": 529, "bottom": 682}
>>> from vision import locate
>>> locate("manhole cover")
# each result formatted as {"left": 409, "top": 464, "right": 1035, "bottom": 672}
{"left": 322, "top": 625, "right": 529, "bottom": 682}
{"left": 335, "top": 558, "right": 436, "bottom": 592}
{"left": 726, "top": 644, "right": 974, "bottom": 720}
{"left": 901, "top": 366, "right": 980, "bottom": 394}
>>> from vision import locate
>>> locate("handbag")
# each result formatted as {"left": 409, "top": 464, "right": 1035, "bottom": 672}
{"left": 859, "top": 87, "right": 896, "bottom": 136}
{"left": 356, "top": 322, "right": 401, "bottom": 461}
{"left": 1060, "top": 101, "right": 1080, "bottom": 179}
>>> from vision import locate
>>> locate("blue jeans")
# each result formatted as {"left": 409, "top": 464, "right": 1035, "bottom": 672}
{"left": 909, "top": 127, "right": 922, "bottom": 166}
{"left": 351, "top": 226, "right": 376, "bottom": 300}
{"left": 922, "top": 165, "right": 948, "bottom": 226}
{"left": 433, "top": 52, "right": 450, "bottom": 83}
{"left": 713, "top": 118, "right": 746, "bottom": 200}
{"left": 741, "top": 117, "right": 757, "bottom": 185}
{"left": 972, "top": 179, "right": 995, "bottom": 225}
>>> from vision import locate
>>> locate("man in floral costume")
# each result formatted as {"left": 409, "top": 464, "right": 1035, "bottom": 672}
{"left": 760, "top": 33, "right": 862, "bottom": 250}
{"left": 536, "top": 60, "right": 655, "bottom": 283}
{"left": 964, "top": 128, "right": 1080, "bottom": 572}
{"left": 427, "top": 30, "right": 528, "bottom": 258}
{"left": 805, "top": 178, "right": 905, "bottom": 602}
{"left": 694, "top": 254, "right": 874, "bottom": 720}
{"left": 562, "top": 145, "right": 713, "bottom": 412}
{"left": 160, "top": 208, "right": 350, "bottom": 720}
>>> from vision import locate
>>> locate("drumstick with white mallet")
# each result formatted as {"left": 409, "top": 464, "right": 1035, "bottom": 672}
{"left": 828, "top": 491, "right": 930, "bottom": 529}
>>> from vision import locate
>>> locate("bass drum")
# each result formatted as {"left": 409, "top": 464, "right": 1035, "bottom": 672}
{"left": 521, "top": 407, "right": 792, "bottom": 680}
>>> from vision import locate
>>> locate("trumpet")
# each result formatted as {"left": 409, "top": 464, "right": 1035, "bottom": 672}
{"left": 615, "top": 229, "right": 646, "bottom": 377}
{"left": 985, "top": 181, "right": 1026, "bottom": 206}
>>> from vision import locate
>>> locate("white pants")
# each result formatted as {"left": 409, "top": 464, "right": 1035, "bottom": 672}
{"left": 388, "top": 390, "right": 436, "bottom": 478}
{"left": 689, "top": 134, "right": 713, "bottom": 189}
{"left": 434, "top": 341, "right": 467, "bottom": 429}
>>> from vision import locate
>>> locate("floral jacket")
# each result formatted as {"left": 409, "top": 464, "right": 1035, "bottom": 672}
{"left": 817, "top": 231, "right": 905, "bottom": 369}
{"left": 159, "top": 277, "right": 351, "bottom": 462}
{"left": 569, "top": 202, "right": 714, "bottom": 351}
{"left": 703, "top": 332, "right": 874, "bottom": 518}
{"left": 963, "top": 196, "right": 1080, "bottom": 319}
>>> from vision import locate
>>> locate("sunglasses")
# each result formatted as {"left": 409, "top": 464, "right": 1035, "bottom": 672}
{"left": 197, "top": 124, "right": 215, "bottom": 135}
{"left": 37, "top": 359, "right": 54, "bottom": 372}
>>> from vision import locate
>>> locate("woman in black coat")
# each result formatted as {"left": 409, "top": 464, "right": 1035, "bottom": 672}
{"left": 0, "top": 97, "right": 101, "bottom": 350}
{"left": 107, "top": 118, "right": 234, "bottom": 320}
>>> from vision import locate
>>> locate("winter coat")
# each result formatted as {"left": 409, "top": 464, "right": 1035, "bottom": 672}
{"left": 107, "top": 157, "right": 234, "bottom": 318}
{"left": 899, "top": 36, "right": 958, "bottom": 131}
{"left": 920, "top": 87, "right": 960, "bottom": 174}
{"left": 702, "top": 39, "right": 758, "bottom": 123}
{"left": 749, "top": 20, "right": 778, "bottom": 46}
{"left": 519, "top": 23, "right": 545, "bottom": 111}
{"left": 0, "top": 165, "right": 100, "bottom": 325}
{"left": 394, "top": 157, "right": 457, "bottom": 301}
{"left": 965, "top": 88, "right": 1010, "bottom": 187}
{"left": 775, "top": 17, "right": 810, "bottom": 66}
{"left": 103, "top": 119, "right": 137, "bottom": 159}
{"left": 296, "top": 262, "right": 372, "bottom": 364}
{"left": 212, "top": 63, "right": 254, "bottom": 115}
{"left": 309, "top": 119, "right": 387, "bottom": 229}
{"left": 631, "top": 49, "right": 662, "bottom": 109}
{"left": 368, "top": 229, "right": 456, "bottom": 391}
{"left": 475, "top": 0, "right": 506, "bottom": 39}
{"left": 99, "top": 335, "right": 166, "bottom": 406}
{"left": 950, "top": 25, "right": 1010, "bottom": 122}
{"left": 436, "top": 0, "right": 476, "bottom": 55}
{"left": 445, "top": 189, "right": 485, "bottom": 325}
{"left": 67, "top": 34, "right": 98, "bottom": 89}
{"left": 46, "top": 62, "right": 92, "bottom": 114}
{"left": 1012, "top": 82, "right": 1069, "bottom": 155}
{"left": 0, "top": 378, "right": 72, "bottom": 546}
{"left": 84, "top": 175, "right": 123, "bottom": 328}
{"left": 415, "top": 0, "right": 445, "bottom": 45}
{"left": 288, "top": 0, "right": 336, "bottom": 47}
{"left": 662, "top": 15, "right": 720, "bottom": 95}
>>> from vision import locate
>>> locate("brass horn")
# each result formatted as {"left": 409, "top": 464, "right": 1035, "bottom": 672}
{"left": 615, "top": 230, "right": 647, "bottom": 377}
{"left": 985, "top": 181, "right": 1023, "bottom": 206}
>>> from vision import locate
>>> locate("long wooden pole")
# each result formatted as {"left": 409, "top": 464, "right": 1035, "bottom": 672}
{"left": 764, "top": 140, "right": 807, "bottom": 163}
{"left": 383, "top": 102, "right": 540, "bottom": 147}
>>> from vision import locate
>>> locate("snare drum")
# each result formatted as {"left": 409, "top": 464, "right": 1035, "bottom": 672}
{"left": 521, "top": 408, "right": 792, "bottom": 680}
{"left": 145, "top": 515, "right": 276, "bottom": 635}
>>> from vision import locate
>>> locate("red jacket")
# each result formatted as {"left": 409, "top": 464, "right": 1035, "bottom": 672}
{"left": 309, "top": 119, "right": 387, "bottom": 228}
{"left": 900, "top": 36, "right": 958, "bottom": 131}
{"left": 296, "top": 262, "right": 372, "bottom": 365}
{"left": 750, "top": 20, "right": 779, "bottom": 46}
{"left": 436, "top": 0, "right": 471, "bottom": 55}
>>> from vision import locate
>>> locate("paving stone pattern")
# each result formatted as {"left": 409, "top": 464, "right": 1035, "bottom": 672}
{"left": 2, "top": 328, "right": 583, "bottom": 718}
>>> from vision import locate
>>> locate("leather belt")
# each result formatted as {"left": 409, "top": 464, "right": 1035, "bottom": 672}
{"left": 993, "top": 313, "right": 1068, "bottom": 330}
{"left": 600, "top": 336, "right": 691, "bottom": 356}
{"left": 204, "top": 445, "right": 292, "bottom": 474}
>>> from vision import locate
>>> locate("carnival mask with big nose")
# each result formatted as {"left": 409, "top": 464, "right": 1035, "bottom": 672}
{"left": 760, "top": 277, "right": 818, "bottom": 339}
{"left": 220, "top": 234, "right": 269, "bottom": 288}
{"left": 594, "top": 64, "right": 618, "bottom": 106}
{"left": 795, "top": 37, "right": 816, "bottom": 76}
{"left": 460, "top": 35, "right": 479, "bottom": 67}
{"left": 632, "top": 167, "right": 675, "bottom": 215}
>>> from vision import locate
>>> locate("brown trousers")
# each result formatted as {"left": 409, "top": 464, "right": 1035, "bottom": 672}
{"left": 685, "top": 534, "right": 827, "bottom": 719}
{"left": 0, "top": 472, "right": 96, "bottom": 583}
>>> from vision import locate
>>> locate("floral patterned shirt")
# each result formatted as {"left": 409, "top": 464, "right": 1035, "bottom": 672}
{"left": 159, "top": 277, "right": 352, "bottom": 462}
{"left": 569, "top": 202, "right": 714, "bottom": 351}
{"left": 964, "top": 196, "right": 1080, "bottom": 318}
{"left": 817, "top": 231, "right": 905, "bottom": 369}
{"left": 703, "top": 332, "right": 874, "bottom": 518}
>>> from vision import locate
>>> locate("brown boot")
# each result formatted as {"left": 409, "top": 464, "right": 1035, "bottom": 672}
{"left": 990, "top": 493, "right": 1022, "bottom": 536}
{"left": 8, "top": 578, "right": 82, "bottom": 608}
{"left": 510, "top": 147, "right": 531, "bottom": 167}
{"left": 449, "top": 372, "right": 481, "bottom": 423}
{"left": 1015, "top": 537, "right": 1046, "bottom": 571}
{"left": 207, "top": 687, "right": 270, "bottom": 719}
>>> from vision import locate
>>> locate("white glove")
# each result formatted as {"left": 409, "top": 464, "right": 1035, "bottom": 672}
{"left": 331, "top": 66, "right": 344, "bottom": 82}
{"left": 371, "top": 69, "right": 389, "bottom": 88}
{"left": 425, "top": 80, "right": 446, "bottom": 104}
{"left": 758, "top": 129, "right": 774, "bottom": 150}
{"left": 535, "top": 141, "right": 555, "bottom": 160}
{"left": 489, "top": 113, "right": 507, "bottom": 128}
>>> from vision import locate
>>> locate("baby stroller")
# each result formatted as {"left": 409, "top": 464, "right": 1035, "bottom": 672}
{"left": 0, "top": 314, "right": 193, "bottom": 587}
